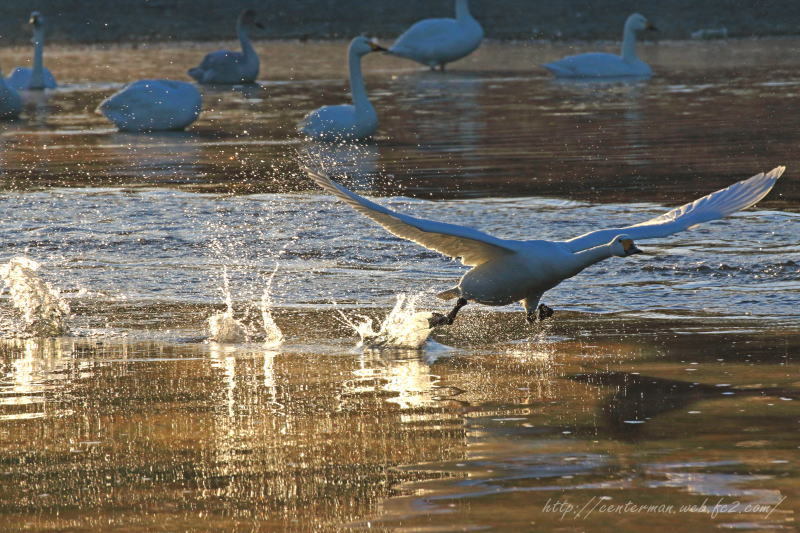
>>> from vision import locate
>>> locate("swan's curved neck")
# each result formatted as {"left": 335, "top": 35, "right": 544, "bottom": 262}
{"left": 348, "top": 50, "right": 372, "bottom": 113}
{"left": 455, "top": 0, "right": 474, "bottom": 21}
{"left": 571, "top": 243, "right": 616, "bottom": 275}
{"left": 31, "top": 26, "right": 45, "bottom": 87}
{"left": 237, "top": 20, "right": 256, "bottom": 59}
{"left": 620, "top": 22, "right": 638, "bottom": 62}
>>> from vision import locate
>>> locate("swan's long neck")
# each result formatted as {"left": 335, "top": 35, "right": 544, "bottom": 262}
{"left": 237, "top": 20, "right": 256, "bottom": 61}
{"left": 570, "top": 243, "right": 616, "bottom": 276}
{"left": 348, "top": 49, "right": 372, "bottom": 113}
{"left": 455, "top": 0, "right": 474, "bottom": 21}
{"left": 31, "top": 26, "right": 46, "bottom": 88}
{"left": 620, "top": 21, "right": 638, "bottom": 62}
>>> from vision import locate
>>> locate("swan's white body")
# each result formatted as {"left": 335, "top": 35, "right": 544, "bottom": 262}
{"left": 188, "top": 10, "right": 261, "bottom": 84}
{"left": 306, "top": 166, "right": 785, "bottom": 317}
{"left": 544, "top": 13, "right": 654, "bottom": 78}
{"left": 299, "top": 37, "right": 383, "bottom": 141}
{"left": 7, "top": 12, "right": 57, "bottom": 90}
{"left": 0, "top": 70, "right": 22, "bottom": 119}
{"left": 96, "top": 79, "right": 202, "bottom": 132}
{"left": 389, "top": 0, "right": 483, "bottom": 70}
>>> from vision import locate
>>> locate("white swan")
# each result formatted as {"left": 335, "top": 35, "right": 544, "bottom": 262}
{"left": 544, "top": 13, "right": 656, "bottom": 78}
{"left": 389, "top": 0, "right": 483, "bottom": 71}
{"left": 96, "top": 80, "right": 202, "bottom": 132}
{"left": 7, "top": 12, "right": 57, "bottom": 90}
{"left": 188, "top": 10, "right": 263, "bottom": 84}
{"left": 298, "top": 37, "right": 386, "bottom": 141}
{"left": 305, "top": 165, "right": 785, "bottom": 325}
{"left": 0, "top": 69, "right": 22, "bottom": 119}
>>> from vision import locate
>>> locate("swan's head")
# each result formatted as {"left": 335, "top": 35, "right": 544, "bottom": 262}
{"left": 350, "top": 36, "right": 387, "bottom": 56}
{"left": 239, "top": 9, "right": 264, "bottom": 29}
{"left": 29, "top": 11, "right": 44, "bottom": 27}
{"left": 626, "top": 13, "right": 656, "bottom": 32}
{"left": 610, "top": 235, "right": 643, "bottom": 257}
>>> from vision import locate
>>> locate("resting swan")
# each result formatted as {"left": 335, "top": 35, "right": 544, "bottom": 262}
{"left": 188, "top": 10, "right": 263, "bottom": 84}
{"left": 389, "top": 0, "right": 483, "bottom": 71}
{"left": 305, "top": 165, "right": 785, "bottom": 325}
{"left": 96, "top": 80, "right": 202, "bottom": 132}
{"left": 7, "top": 12, "right": 57, "bottom": 90}
{"left": 298, "top": 37, "right": 385, "bottom": 141}
{"left": 0, "top": 69, "right": 22, "bottom": 119}
{"left": 544, "top": 13, "right": 656, "bottom": 78}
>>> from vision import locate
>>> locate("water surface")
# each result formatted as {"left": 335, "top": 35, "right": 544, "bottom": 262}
{"left": 0, "top": 39, "right": 798, "bottom": 531}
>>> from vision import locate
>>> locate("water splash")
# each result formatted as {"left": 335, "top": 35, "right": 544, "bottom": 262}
{"left": 207, "top": 265, "right": 284, "bottom": 346}
{"left": 0, "top": 257, "right": 70, "bottom": 338}
{"left": 260, "top": 265, "right": 284, "bottom": 348}
{"left": 338, "top": 293, "right": 435, "bottom": 349}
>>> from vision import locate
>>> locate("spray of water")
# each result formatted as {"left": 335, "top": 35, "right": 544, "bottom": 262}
{"left": 337, "top": 293, "right": 435, "bottom": 349}
{"left": 207, "top": 264, "right": 284, "bottom": 346}
{"left": 260, "top": 265, "right": 284, "bottom": 347}
{"left": 0, "top": 257, "right": 70, "bottom": 338}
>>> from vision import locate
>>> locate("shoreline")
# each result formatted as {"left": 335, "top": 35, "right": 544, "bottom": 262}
{"left": 2, "top": 1, "right": 800, "bottom": 45}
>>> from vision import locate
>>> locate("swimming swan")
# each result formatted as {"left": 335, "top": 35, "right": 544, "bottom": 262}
{"left": 0, "top": 69, "right": 22, "bottom": 119}
{"left": 96, "top": 79, "right": 202, "bottom": 132}
{"left": 7, "top": 12, "right": 57, "bottom": 90}
{"left": 544, "top": 13, "right": 656, "bottom": 78}
{"left": 298, "top": 37, "right": 386, "bottom": 141}
{"left": 305, "top": 166, "right": 785, "bottom": 325}
{"left": 389, "top": 0, "right": 483, "bottom": 71}
{"left": 188, "top": 10, "right": 263, "bottom": 84}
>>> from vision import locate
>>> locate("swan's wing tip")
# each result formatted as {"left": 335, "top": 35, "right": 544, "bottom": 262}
{"left": 769, "top": 165, "right": 786, "bottom": 179}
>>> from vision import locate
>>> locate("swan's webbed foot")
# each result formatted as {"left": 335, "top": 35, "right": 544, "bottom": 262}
{"left": 428, "top": 298, "right": 467, "bottom": 328}
{"left": 526, "top": 304, "right": 554, "bottom": 324}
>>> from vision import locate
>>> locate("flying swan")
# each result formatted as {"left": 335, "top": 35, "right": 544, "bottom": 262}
{"left": 388, "top": 0, "right": 483, "bottom": 71}
{"left": 7, "top": 11, "right": 57, "bottom": 90}
{"left": 188, "top": 10, "right": 264, "bottom": 84}
{"left": 305, "top": 166, "right": 785, "bottom": 326}
{"left": 543, "top": 13, "right": 656, "bottom": 78}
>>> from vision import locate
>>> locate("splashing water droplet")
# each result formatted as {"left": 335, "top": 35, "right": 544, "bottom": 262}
{"left": 338, "top": 293, "right": 435, "bottom": 349}
{"left": 0, "top": 257, "right": 70, "bottom": 338}
{"left": 207, "top": 266, "right": 248, "bottom": 343}
{"left": 207, "top": 264, "right": 284, "bottom": 346}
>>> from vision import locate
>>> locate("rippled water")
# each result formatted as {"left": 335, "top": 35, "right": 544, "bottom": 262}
{"left": 0, "top": 39, "right": 798, "bottom": 530}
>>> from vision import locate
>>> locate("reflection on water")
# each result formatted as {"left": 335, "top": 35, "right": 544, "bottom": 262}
{"left": 0, "top": 326, "right": 796, "bottom": 530}
{"left": 0, "top": 39, "right": 798, "bottom": 203}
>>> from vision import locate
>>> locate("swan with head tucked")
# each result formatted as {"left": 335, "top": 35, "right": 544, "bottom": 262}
{"left": 188, "top": 9, "right": 263, "bottom": 84}
{"left": 389, "top": 0, "right": 483, "bottom": 71}
{"left": 96, "top": 79, "right": 202, "bottom": 132}
{"left": 298, "top": 37, "right": 386, "bottom": 141}
{"left": 0, "top": 68, "right": 22, "bottom": 119}
{"left": 544, "top": 13, "right": 656, "bottom": 78}
{"left": 305, "top": 165, "right": 785, "bottom": 325}
{"left": 7, "top": 12, "right": 57, "bottom": 90}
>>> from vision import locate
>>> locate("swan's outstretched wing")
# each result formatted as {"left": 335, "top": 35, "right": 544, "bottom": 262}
{"left": 305, "top": 167, "right": 516, "bottom": 266}
{"left": 563, "top": 167, "right": 785, "bottom": 252}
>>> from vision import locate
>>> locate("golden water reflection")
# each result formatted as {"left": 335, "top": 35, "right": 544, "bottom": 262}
{"left": 0, "top": 320, "right": 797, "bottom": 530}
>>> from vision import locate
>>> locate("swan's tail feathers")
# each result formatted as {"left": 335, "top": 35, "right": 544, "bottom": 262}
{"left": 436, "top": 287, "right": 461, "bottom": 300}
{"left": 187, "top": 68, "right": 204, "bottom": 82}
{"left": 542, "top": 62, "right": 568, "bottom": 76}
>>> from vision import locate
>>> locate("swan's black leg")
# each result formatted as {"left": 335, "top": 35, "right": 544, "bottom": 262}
{"left": 536, "top": 304, "right": 554, "bottom": 322}
{"left": 428, "top": 298, "right": 467, "bottom": 327}
{"left": 524, "top": 297, "right": 554, "bottom": 324}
